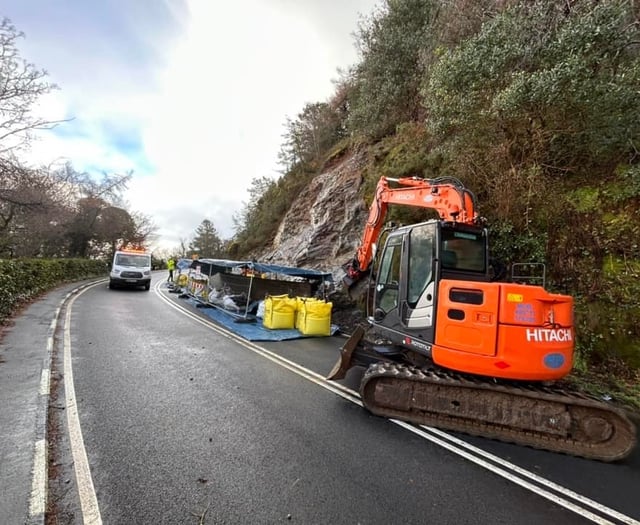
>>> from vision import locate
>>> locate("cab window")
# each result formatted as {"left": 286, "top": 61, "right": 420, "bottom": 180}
{"left": 408, "top": 224, "right": 434, "bottom": 305}
{"left": 375, "top": 235, "right": 402, "bottom": 312}
{"left": 441, "top": 229, "right": 486, "bottom": 272}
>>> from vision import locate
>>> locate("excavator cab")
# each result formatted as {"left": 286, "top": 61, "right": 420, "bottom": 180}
{"left": 367, "top": 218, "right": 575, "bottom": 381}
{"left": 369, "top": 220, "right": 489, "bottom": 360}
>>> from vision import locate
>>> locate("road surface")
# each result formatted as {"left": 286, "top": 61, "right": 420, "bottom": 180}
{"left": 27, "top": 275, "right": 640, "bottom": 523}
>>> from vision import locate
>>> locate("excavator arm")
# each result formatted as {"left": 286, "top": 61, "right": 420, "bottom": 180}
{"left": 344, "top": 176, "right": 480, "bottom": 287}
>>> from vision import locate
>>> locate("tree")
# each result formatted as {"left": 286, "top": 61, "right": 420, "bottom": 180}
{"left": 189, "top": 219, "right": 223, "bottom": 258}
{"left": 0, "top": 159, "right": 145, "bottom": 258}
{"left": 178, "top": 237, "right": 188, "bottom": 257}
{"left": 0, "top": 18, "right": 64, "bottom": 153}
{"left": 231, "top": 175, "right": 299, "bottom": 255}
{"left": 94, "top": 206, "right": 137, "bottom": 255}
{"left": 278, "top": 102, "right": 344, "bottom": 170}
{"left": 0, "top": 19, "right": 154, "bottom": 259}
{"left": 348, "top": 0, "right": 439, "bottom": 138}
{"left": 232, "top": 176, "right": 276, "bottom": 235}
{"left": 425, "top": 0, "right": 640, "bottom": 174}
{"left": 422, "top": 0, "right": 640, "bottom": 230}
{"left": 65, "top": 196, "right": 107, "bottom": 257}
{"left": 0, "top": 157, "right": 73, "bottom": 257}
{"left": 60, "top": 167, "right": 134, "bottom": 257}
{"left": 129, "top": 211, "right": 157, "bottom": 250}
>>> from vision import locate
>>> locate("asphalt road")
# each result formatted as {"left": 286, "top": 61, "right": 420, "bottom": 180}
{"left": 48, "top": 274, "right": 640, "bottom": 524}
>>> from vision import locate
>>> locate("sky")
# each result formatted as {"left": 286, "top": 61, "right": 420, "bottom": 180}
{"left": 3, "top": 0, "right": 382, "bottom": 253}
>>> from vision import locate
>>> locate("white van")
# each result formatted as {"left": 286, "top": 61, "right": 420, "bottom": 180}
{"left": 109, "top": 249, "right": 152, "bottom": 290}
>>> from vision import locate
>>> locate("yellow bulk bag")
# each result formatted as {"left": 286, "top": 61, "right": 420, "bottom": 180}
{"left": 298, "top": 300, "right": 332, "bottom": 336}
{"left": 295, "top": 297, "right": 321, "bottom": 329}
{"left": 294, "top": 297, "right": 306, "bottom": 329}
{"left": 177, "top": 273, "right": 188, "bottom": 287}
{"left": 263, "top": 294, "right": 296, "bottom": 329}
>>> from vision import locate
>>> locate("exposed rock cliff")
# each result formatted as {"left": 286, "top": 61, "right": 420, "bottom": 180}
{"left": 251, "top": 149, "right": 371, "bottom": 331}
{"left": 258, "top": 149, "right": 369, "bottom": 281}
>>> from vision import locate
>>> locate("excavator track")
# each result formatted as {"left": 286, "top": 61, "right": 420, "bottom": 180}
{"left": 360, "top": 362, "right": 637, "bottom": 462}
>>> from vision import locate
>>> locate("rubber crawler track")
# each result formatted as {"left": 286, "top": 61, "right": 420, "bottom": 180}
{"left": 360, "top": 362, "right": 637, "bottom": 462}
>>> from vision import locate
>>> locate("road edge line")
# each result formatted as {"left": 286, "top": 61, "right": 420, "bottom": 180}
{"left": 27, "top": 281, "right": 102, "bottom": 524}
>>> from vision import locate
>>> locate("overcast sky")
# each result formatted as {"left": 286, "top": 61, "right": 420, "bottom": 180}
{"left": 3, "top": 0, "right": 382, "bottom": 253}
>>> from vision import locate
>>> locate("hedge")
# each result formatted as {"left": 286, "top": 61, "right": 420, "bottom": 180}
{"left": 0, "top": 258, "right": 109, "bottom": 325}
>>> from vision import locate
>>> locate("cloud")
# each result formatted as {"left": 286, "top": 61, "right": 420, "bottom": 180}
{"left": 3, "top": 0, "right": 381, "bottom": 253}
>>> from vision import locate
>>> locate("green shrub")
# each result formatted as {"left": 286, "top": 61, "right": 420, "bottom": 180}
{"left": 0, "top": 258, "right": 108, "bottom": 324}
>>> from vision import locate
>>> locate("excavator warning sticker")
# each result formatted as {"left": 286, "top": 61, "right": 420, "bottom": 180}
{"left": 507, "top": 293, "right": 524, "bottom": 302}
{"left": 514, "top": 303, "right": 535, "bottom": 323}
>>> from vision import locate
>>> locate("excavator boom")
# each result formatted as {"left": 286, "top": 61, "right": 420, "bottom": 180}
{"left": 344, "top": 176, "right": 479, "bottom": 287}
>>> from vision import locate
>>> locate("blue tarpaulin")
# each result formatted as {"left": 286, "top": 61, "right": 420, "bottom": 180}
{"left": 186, "top": 297, "right": 338, "bottom": 341}
{"left": 176, "top": 258, "right": 193, "bottom": 271}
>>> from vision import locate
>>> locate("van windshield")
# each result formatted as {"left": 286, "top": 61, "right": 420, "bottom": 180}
{"left": 115, "top": 254, "right": 149, "bottom": 267}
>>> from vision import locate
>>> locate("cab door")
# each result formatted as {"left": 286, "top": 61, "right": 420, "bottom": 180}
{"left": 373, "top": 234, "right": 402, "bottom": 316}
{"left": 372, "top": 223, "right": 438, "bottom": 349}
{"left": 401, "top": 222, "right": 436, "bottom": 334}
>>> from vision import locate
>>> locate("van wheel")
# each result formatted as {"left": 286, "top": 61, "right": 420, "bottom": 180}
{"left": 109, "top": 282, "right": 115, "bottom": 289}
{"left": 144, "top": 283, "right": 151, "bottom": 291}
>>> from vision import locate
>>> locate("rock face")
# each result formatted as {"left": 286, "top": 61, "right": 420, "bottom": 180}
{"left": 251, "top": 149, "right": 372, "bottom": 332}
{"left": 258, "top": 149, "right": 369, "bottom": 281}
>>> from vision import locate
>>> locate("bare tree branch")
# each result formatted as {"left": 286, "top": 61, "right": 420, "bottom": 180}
{"left": 0, "top": 17, "right": 61, "bottom": 153}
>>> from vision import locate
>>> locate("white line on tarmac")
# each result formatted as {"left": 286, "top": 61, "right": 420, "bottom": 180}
{"left": 26, "top": 280, "right": 104, "bottom": 524}
{"left": 28, "top": 439, "right": 47, "bottom": 517}
{"left": 419, "top": 426, "right": 640, "bottom": 525}
{"left": 395, "top": 419, "right": 625, "bottom": 525}
{"left": 64, "top": 286, "right": 103, "bottom": 525}
{"left": 155, "top": 282, "right": 640, "bottom": 525}
{"left": 39, "top": 369, "right": 50, "bottom": 396}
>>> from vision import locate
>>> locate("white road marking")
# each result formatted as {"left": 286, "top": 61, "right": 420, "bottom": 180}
{"left": 392, "top": 421, "right": 618, "bottom": 525}
{"left": 39, "top": 368, "right": 50, "bottom": 396}
{"left": 27, "top": 281, "right": 103, "bottom": 523}
{"left": 64, "top": 287, "right": 103, "bottom": 525}
{"left": 420, "top": 426, "right": 640, "bottom": 525}
{"left": 155, "top": 282, "right": 640, "bottom": 525}
{"left": 28, "top": 439, "right": 47, "bottom": 517}
{"left": 28, "top": 306, "right": 60, "bottom": 521}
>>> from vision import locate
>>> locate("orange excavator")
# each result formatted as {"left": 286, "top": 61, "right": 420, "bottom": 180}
{"left": 328, "top": 175, "right": 636, "bottom": 461}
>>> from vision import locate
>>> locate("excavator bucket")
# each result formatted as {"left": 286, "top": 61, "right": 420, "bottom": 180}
{"left": 327, "top": 325, "right": 366, "bottom": 380}
{"left": 345, "top": 276, "right": 371, "bottom": 302}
